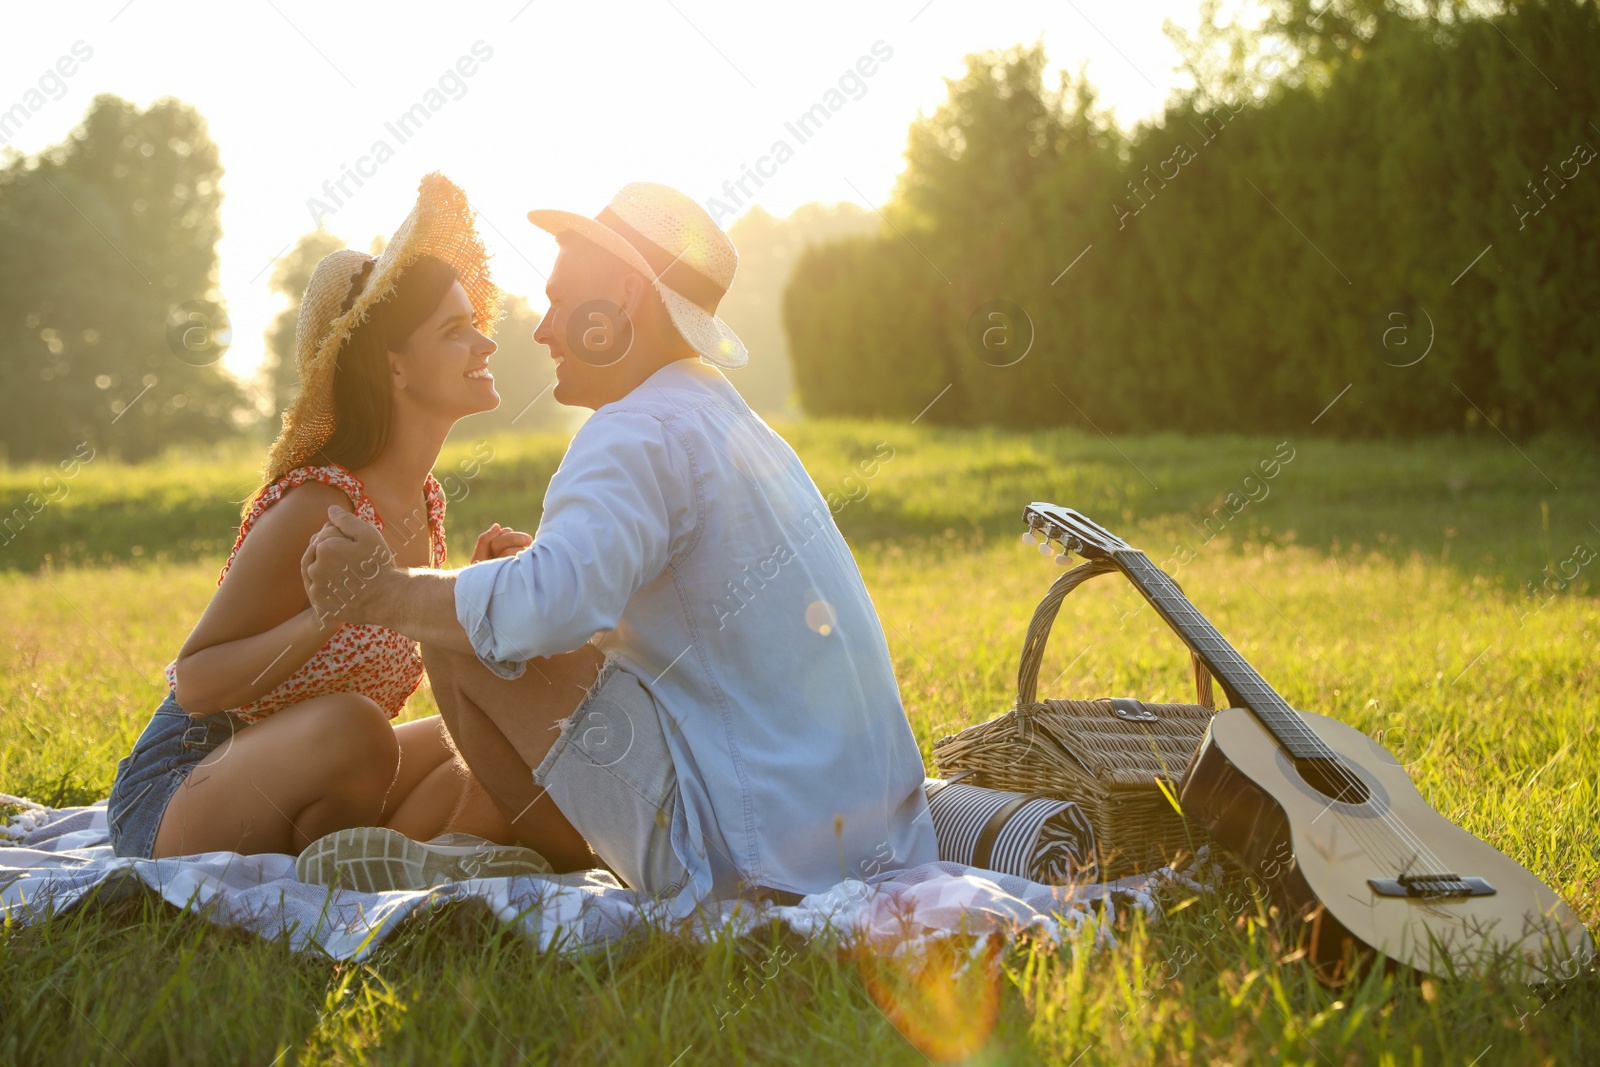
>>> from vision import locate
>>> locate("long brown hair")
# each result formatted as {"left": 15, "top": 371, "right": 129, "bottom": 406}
{"left": 313, "top": 253, "right": 460, "bottom": 471}
{"left": 241, "top": 254, "right": 460, "bottom": 519}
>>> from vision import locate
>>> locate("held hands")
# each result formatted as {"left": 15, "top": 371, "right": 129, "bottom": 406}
{"left": 471, "top": 522, "right": 533, "bottom": 563}
{"left": 301, "top": 506, "right": 397, "bottom": 627}
{"left": 301, "top": 509, "right": 526, "bottom": 625}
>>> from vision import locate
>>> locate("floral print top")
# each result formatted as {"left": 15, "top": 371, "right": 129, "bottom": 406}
{"left": 163, "top": 464, "right": 448, "bottom": 724}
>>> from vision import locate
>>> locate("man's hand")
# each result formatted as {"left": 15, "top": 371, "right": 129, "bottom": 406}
{"left": 302, "top": 506, "right": 399, "bottom": 626}
{"left": 471, "top": 522, "right": 534, "bottom": 563}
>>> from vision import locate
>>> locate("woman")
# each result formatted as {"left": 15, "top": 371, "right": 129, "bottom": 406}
{"left": 107, "top": 173, "right": 544, "bottom": 877}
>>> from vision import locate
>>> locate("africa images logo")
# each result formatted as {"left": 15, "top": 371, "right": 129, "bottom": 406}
{"left": 702, "top": 40, "right": 895, "bottom": 226}
{"left": 305, "top": 41, "right": 495, "bottom": 224}
{"left": 0, "top": 40, "right": 93, "bottom": 148}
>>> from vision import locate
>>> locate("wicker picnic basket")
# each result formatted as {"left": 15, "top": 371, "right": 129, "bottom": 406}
{"left": 933, "top": 557, "right": 1222, "bottom": 878}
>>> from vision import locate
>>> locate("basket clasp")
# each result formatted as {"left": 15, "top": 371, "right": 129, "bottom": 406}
{"left": 1110, "top": 698, "right": 1159, "bottom": 723}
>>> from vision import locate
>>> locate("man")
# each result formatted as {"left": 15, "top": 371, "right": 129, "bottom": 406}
{"left": 303, "top": 182, "right": 937, "bottom": 914}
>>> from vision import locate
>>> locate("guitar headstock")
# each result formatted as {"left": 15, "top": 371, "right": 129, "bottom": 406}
{"left": 1022, "top": 502, "right": 1130, "bottom": 562}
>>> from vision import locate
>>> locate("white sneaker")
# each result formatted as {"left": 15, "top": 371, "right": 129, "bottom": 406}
{"left": 295, "top": 826, "right": 553, "bottom": 892}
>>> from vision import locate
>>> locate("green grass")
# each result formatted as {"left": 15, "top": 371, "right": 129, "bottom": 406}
{"left": 2, "top": 422, "right": 1597, "bottom": 1064}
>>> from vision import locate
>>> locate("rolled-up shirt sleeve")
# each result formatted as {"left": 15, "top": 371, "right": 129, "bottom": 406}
{"left": 454, "top": 410, "right": 692, "bottom": 679}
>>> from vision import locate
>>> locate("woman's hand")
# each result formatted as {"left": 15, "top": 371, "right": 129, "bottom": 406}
{"left": 471, "top": 522, "right": 533, "bottom": 563}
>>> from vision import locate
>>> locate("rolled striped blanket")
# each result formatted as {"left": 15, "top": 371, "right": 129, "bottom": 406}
{"left": 923, "top": 777, "right": 1098, "bottom": 885}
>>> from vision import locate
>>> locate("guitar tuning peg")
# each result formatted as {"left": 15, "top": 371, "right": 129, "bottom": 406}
{"left": 1055, "top": 551, "right": 1072, "bottom": 566}
{"left": 1038, "top": 538, "right": 1054, "bottom": 556}
{"left": 1021, "top": 530, "right": 1037, "bottom": 547}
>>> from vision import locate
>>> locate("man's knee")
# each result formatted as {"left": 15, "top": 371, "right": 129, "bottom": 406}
{"left": 422, "top": 644, "right": 488, "bottom": 723}
{"left": 421, "top": 641, "right": 480, "bottom": 683}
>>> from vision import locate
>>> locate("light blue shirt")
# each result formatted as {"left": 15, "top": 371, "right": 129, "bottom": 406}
{"left": 454, "top": 358, "right": 937, "bottom": 915}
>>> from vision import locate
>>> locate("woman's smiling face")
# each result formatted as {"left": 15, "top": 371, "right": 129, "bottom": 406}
{"left": 388, "top": 280, "right": 500, "bottom": 421}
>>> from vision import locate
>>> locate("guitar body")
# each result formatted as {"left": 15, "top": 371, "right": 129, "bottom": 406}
{"left": 1182, "top": 707, "right": 1596, "bottom": 983}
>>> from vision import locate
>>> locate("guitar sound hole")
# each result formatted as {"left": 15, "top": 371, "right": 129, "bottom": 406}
{"left": 1293, "top": 756, "right": 1372, "bottom": 805}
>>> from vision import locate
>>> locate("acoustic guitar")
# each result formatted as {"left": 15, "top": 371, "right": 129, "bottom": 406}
{"left": 1024, "top": 501, "right": 1595, "bottom": 983}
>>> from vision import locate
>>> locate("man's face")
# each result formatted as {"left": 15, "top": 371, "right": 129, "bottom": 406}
{"left": 533, "top": 240, "right": 641, "bottom": 409}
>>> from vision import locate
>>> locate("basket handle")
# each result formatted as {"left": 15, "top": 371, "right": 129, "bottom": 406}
{"left": 1015, "top": 557, "right": 1216, "bottom": 709}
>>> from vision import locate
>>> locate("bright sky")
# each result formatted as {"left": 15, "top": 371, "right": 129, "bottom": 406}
{"left": 3, "top": 1, "right": 1209, "bottom": 390}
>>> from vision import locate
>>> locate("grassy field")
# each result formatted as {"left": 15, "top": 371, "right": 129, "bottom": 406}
{"left": 2, "top": 421, "right": 1597, "bottom": 1065}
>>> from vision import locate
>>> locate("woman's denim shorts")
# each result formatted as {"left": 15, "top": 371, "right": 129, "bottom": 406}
{"left": 106, "top": 690, "right": 251, "bottom": 858}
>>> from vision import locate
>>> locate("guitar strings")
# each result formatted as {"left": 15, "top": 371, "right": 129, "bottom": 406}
{"left": 1190, "top": 609, "right": 1454, "bottom": 878}
{"left": 1165, "top": 578, "right": 1454, "bottom": 878}
{"left": 1178, "top": 582, "right": 1454, "bottom": 878}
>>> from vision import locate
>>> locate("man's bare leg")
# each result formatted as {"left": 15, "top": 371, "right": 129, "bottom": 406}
{"left": 421, "top": 640, "right": 607, "bottom": 872}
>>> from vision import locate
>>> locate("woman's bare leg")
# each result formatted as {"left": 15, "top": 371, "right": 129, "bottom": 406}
{"left": 420, "top": 641, "right": 606, "bottom": 872}
{"left": 380, "top": 715, "right": 518, "bottom": 843}
{"left": 152, "top": 692, "right": 400, "bottom": 857}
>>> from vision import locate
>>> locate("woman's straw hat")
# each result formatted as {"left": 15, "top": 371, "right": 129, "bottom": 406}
{"left": 261, "top": 171, "right": 501, "bottom": 485}
{"left": 526, "top": 182, "right": 748, "bottom": 369}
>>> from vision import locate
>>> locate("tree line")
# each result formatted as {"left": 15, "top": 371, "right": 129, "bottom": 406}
{"left": 0, "top": 91, "right": 865, "bottom": 467}
{"left": 784, "top": 0, "right": 1600, "bottom": 439}
{"left": 0, "top": 92, "right": 566, "bottom": 467}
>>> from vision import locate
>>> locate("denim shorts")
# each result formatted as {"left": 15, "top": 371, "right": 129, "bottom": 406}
{"left": 532, "top": 658, "right": 695, "bottom": 897}
{"left": 106, "top": 690, "right": 251, "bottom": 858}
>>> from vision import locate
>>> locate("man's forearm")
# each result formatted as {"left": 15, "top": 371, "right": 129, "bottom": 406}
{"left": 364, "top": 568, "right": 477, "bottom": 653}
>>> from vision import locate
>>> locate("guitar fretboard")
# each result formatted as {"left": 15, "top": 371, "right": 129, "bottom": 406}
{"left": 1116, "top": 550, "right": 1333, "bottom": 761}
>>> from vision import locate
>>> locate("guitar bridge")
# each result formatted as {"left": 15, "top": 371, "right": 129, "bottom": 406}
{"left": 1367, "top": 873, "right": 1496, "bottom": 899}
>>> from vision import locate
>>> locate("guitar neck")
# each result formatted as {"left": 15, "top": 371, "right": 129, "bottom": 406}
{"left": 1114, "top": 549, "right": 1332, "bottom": 761}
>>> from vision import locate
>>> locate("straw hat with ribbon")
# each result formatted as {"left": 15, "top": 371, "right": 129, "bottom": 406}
{"left": 259, "top": 171, "right": 501, "bottom": 491}
{"left": 527, "top": 181, "right": 748, "bottom": 369}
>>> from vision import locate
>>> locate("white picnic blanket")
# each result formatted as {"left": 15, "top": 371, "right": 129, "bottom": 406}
{"left": 1, "top": 796, "right": 1207, "bottom": 961}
